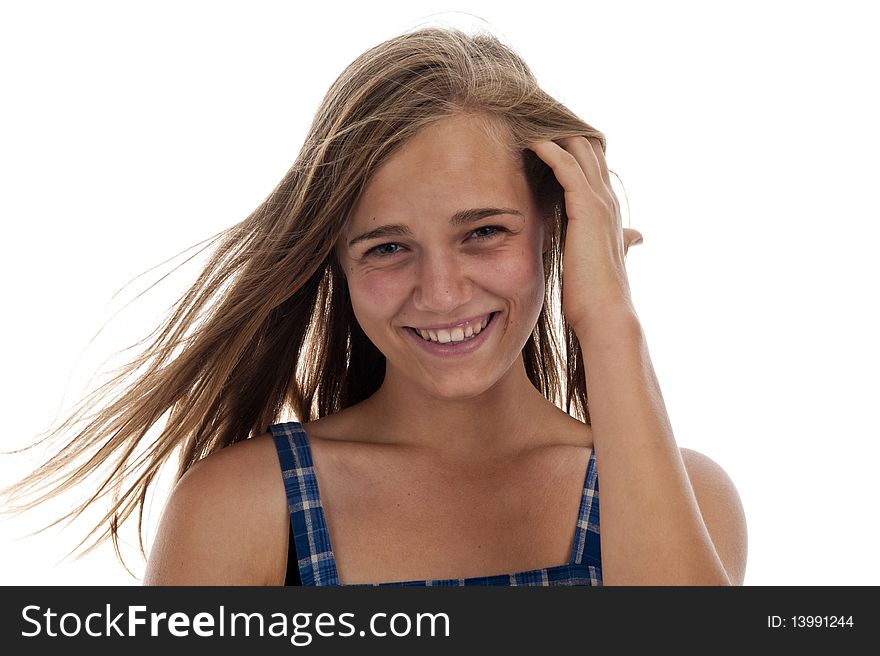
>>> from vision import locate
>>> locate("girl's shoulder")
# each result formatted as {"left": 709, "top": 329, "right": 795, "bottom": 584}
{"left": 143, "top": 431, "right": 290, "bottom": 585}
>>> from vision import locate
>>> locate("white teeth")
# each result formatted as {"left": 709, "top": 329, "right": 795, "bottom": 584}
{"left": 413, "top": 313, "right": 493, "bottom": 344}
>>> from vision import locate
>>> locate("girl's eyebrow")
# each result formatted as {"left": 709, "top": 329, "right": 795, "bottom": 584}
{"left": 347, "top": 207, "right": 524, "bottom": 249}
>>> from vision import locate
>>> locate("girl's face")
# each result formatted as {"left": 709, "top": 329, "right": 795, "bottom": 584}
{"left": 338, "top": 114, "right": 549, "bottom": 400}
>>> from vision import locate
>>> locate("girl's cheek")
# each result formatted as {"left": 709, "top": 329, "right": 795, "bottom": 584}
{"left": 351, "top": 269, "right": 408, "bottom": 307}
{"left": 495, "top": 250, "right": 545, "bottom": 307}
{"left": 492, "top": 249, "right": 542, "bottom": 283}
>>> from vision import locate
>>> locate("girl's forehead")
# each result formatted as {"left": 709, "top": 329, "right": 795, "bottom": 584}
{"left": 360, "top": 156, "right": 523, "bottom": 213}
{"left": 355, "top": 168, "right": 528, "bottom": 222}
{"left": 366, "top": 116, "right": 519, "bottom": 189}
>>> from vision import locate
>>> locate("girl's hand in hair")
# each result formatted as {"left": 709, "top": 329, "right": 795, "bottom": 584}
{"left": 528, "top": 137, "right": 643, "bottom": 332}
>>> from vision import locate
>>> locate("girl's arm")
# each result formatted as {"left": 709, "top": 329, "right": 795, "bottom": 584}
{"left": 143, "top": 436, "right": 289, "bottom": 586}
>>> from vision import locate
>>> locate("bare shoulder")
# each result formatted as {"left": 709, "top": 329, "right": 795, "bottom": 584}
{"left": 679, "top": 447, "right": 749, "bottom": 586}
{"left": 143, "top": 431, "right": 290, "bottom": 585}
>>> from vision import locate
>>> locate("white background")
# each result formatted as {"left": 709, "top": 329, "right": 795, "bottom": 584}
{"left": 1, "top": 0, "right": 877, "bottom": 586}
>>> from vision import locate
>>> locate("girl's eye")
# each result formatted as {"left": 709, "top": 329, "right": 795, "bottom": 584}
{"left": 368, "top": 243, "right": 404, "bottom": 257}
{"left": 471, "top": 225, "right": 505, "bottom": 240}
{"left": 364, "top": 225, "right": 509, "bottom": 258}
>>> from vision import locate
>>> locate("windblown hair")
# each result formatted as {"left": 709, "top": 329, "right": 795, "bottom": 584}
{"left": 1, "top": 26, "right": 606, "bottom": 569}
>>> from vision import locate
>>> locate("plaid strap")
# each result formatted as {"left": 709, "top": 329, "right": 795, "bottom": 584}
{"left": 571, "top": 447, "right": 602, "bottom": 569}
{"left": 270, "top": 421, "right": 341, "bottom": 586}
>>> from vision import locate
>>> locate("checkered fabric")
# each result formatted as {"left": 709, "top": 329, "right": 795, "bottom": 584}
{"left": 269, "top": 420, "right": 602, "bottom": 586}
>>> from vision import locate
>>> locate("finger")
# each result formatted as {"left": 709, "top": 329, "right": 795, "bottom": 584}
{"left": 622, "top": 228, "right": 643, "bottom": 257}
{"left": 559, "top": 137, "right": 621, "bottom": 225}
{"left": 557, "top": 136, "right": 606, "bottom": 192}
{"left": 558, "top": 137, "right": 611, "bottom": 189}
{"left": 528, "top": 140, "right": 593, "bottom": 197}
{"left": 585, "top": 137, "right": 621, "bottom": 220}
{"left": 587, "top": 138, "right": 611, "bottom": 187}
{"left": 623, "top": 228, "right": 643, "bottom": 247}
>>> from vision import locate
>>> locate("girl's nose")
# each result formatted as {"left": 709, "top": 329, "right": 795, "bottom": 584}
{"left": 411, "top": 253, "right": 472, "bottom": 314}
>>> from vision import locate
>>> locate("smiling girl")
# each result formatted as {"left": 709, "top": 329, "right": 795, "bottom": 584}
{"left": 3, "top": 27, "right": 746, "bottom": 586}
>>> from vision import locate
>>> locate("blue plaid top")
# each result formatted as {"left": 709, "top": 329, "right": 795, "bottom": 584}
{"left": 269, "top": 420, "right": 602, "bottom": 586}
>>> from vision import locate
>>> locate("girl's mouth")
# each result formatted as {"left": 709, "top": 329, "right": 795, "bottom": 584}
{"left": 405, "top": 311, "right": 500, "bottom": 357}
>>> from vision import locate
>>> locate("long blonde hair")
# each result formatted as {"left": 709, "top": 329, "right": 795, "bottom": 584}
{"left": 1, "top": 26, "right": 606, "bottom": 570}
